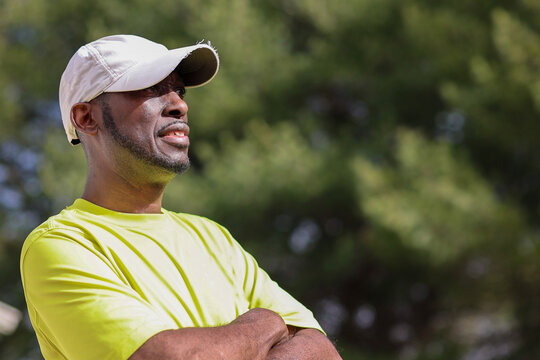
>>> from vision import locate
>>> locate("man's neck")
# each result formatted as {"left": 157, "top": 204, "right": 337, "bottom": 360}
{"left": 82, "top": 168, "right": 171, "bottom": 214}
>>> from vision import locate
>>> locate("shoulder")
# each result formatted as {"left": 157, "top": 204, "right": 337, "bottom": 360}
{"left": 164, "top": 211, "right": 230, "bottom": 235}
{"left": 20, "top": 208, "right": 95, "bottom": 269}
{"left": 163, "top": 211, "right": 241, "bottom": 250}
{"left": 22, "top": 212, "right": 77, "bottom": 250}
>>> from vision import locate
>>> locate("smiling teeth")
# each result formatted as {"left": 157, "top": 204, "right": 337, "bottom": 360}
{"left": 168, "top": 131, "right": 185, "bottom": 136}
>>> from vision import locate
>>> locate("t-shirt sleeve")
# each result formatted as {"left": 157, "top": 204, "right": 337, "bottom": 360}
{"left": 21, "top": 230, "right": 176, "bottom": 360}
{"left": 217, "top": 225, "right": 324, "bottom": 333}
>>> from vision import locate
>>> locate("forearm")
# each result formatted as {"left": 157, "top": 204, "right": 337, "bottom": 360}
{"left": 129, "top": 308, "right": 289, "bottom": 360}
{"left": 266, "top": 328, "right": 342, "bottom": 360}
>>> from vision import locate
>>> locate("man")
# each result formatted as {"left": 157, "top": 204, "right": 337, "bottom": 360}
{"left": 20, "top": 35, "right": 342, "bottom": 360}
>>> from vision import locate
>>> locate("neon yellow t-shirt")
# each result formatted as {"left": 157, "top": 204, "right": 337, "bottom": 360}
{"left": 20, "top": 199, "right": 322, "bottom": 360}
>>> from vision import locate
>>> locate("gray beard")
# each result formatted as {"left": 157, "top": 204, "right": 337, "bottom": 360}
{"left": 101, "top": 99, "right": 190, "bottom": 174}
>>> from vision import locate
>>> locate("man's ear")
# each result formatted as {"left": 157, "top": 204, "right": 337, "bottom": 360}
{"left": 71, "top": 102, "right": 99, "bottom": 137}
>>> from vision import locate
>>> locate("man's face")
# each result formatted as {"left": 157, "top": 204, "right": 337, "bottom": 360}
{"left": 96, "top": 72, "right": 191, "bottom": 175}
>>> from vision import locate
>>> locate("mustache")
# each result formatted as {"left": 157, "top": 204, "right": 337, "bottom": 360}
{"left": 157, "top": 120, "right": 188, "bottom": 134}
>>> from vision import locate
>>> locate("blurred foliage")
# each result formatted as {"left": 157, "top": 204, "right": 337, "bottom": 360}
{"left": 353, "top": 128, "right": 523, "bottom": 265}
{"left": 1, "top": 0, "right": 540, "bottom": 359}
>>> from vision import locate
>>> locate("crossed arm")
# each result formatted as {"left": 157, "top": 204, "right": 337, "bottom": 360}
{"left": 129, "top": 308, "right": 342, "bottom": 360}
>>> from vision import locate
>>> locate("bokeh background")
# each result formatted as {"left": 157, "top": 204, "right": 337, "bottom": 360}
{"left": 1, "top": 0, "right": 540, "bottom": 359}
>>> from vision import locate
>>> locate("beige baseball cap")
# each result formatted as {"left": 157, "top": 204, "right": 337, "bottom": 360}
{"left": 59, "top": 34, "right": 219, "bottom": 144}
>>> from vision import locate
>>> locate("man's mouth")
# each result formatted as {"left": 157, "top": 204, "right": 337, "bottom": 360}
{"left": 162, "top": 130, "right": 187, "bottom": 138}
{"left": 158, "top": 122, "right": 190, "bottom": 147}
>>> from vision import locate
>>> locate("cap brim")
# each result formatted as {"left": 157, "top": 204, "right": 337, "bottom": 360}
{"left": 106, "top": 44, "right": 219, "bottom": 93}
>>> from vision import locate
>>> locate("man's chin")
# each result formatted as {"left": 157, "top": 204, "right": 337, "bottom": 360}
{"left": 172, "top": 162, "right": 190, "bottom": 174}
{"left": 157, "top": 159, "right": 190, "bottom": 175}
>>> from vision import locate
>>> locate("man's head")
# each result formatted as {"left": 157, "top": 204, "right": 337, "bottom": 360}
{"left": 60, "top": 34, "right": 219, "bottom": 145}
{"left": 59, "top": 35, "right": 218, "bottom": 178}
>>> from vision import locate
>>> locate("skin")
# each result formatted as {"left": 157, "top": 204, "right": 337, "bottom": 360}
{"left": 71, "top": 71, "right": 342, "bottom": 360}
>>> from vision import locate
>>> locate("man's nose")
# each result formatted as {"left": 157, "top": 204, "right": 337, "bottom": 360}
{"left": 162, "top": 91, "right": 188, "bottom": 119}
